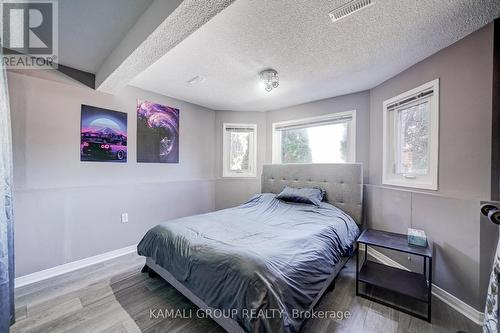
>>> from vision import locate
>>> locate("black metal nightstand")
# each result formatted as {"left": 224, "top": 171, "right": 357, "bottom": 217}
{"left": 356, "top": 229, "right": 433, "bottom": 322}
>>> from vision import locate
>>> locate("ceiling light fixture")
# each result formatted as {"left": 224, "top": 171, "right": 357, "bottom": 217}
{"left": 259, "top": 69, "right": 279, "bottom": 92}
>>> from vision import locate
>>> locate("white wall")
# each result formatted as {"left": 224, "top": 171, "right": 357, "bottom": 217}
{"left": 8, "top": 70, "right": 216, "bottom": 276}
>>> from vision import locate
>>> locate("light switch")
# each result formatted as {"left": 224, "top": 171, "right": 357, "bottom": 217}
{"left": 121, "top": 213, "right": 129, "bottom": 223}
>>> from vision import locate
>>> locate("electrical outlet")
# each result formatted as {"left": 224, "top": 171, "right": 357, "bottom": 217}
{"left": 121, "top": 213, "right": 129, "bottom": 223}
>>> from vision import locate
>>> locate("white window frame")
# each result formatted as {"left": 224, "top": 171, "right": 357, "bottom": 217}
{"left": 382, "top": 78, "right": 439, "bottom": 190}
{"left": 222, "top": 123, "right": 257, "bottom": 178}
{"left": 272, "top": 111, "right": 356, "bottom": 164}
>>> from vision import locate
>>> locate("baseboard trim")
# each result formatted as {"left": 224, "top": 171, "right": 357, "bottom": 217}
{"left": 431, "top": 284, "right": 484, "bottom": 326}
{"left": 362, "top": 247, "right": 484, "bottom": 326}
{"left": 15, "top": 244, "right": 137, "bottom": 288}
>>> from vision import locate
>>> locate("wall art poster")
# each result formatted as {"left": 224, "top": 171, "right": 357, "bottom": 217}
{"left": 80, "top": 105, "right": 127, "bottom": 162}
{"left": 137, "top": 100, "right": 179, "bottom": 163}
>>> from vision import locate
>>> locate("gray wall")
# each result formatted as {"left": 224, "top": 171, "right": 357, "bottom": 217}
{"left": 8, "top": 70, "right": 216, "bottom": 277}
{"left": 213, "top": 91, "right": 370, "bottom": 210}
{"left": 9, "top": 21, "right": 496, "bottom": 313}
{"left": 366, "top": 23, "right": 495, "bottom": 310}
{"left": 369, "top": 26, "right": 493, "bottom": 199}
{"left": 214, "top": 111, "right": 266, "bottom": 210}
{"left": 243, "top": 24, "right": 493, "bottom": 311}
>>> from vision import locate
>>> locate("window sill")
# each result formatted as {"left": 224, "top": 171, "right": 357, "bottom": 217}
{"left": 272, "top": 161, "right": 354, "bottom": 165}
{"left": 382, "top": 178, "right": 437, "bottom": 191}
{"left": 222, "top": 173, "right": 257, "bottom": 179}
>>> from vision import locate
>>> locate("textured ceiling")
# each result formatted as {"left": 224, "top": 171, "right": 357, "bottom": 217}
{"left": 130, "top": 0, "right": 500, "bottom": 111}
{"left": 59, "top": 0, "right": 153, "bottom": 73}
{"left": 96, "top": 0, "right": 236, "bottom": 93}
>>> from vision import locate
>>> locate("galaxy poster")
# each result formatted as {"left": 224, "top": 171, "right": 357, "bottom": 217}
{"left": 80, "top": 105, "right": 128, "bottom": 162}
{"left": 136, "top": 100, "right": 179, "bottom": 163}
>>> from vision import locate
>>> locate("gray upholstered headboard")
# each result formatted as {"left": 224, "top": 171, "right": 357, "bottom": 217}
{"left": 261, "top": 163, "right": 363, "bottom": 224}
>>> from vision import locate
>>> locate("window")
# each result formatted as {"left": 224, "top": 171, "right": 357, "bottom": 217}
{"left": 383, "top": 79, "right": 439, "bottom": 190}
{"left": 272, "top": 111, "right": 356, "bottom": 164}
{"left": 223, "top": 123, "right": 257, "bottom": 178}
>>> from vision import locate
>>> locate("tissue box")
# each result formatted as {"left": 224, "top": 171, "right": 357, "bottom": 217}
{"left": 408, "top": 228, "right": 427, "bottom": 247}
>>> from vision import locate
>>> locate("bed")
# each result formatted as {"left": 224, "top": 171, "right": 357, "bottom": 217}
{"left": 137, "top": 163, "right": 363, "bottom": 333}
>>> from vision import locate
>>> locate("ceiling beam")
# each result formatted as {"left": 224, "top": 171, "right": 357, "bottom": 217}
{"left": 95, "top": 0, "right": 235, "bottom": 94}
{"left": 3, "top": 47, "right": 95, "bottom": 89}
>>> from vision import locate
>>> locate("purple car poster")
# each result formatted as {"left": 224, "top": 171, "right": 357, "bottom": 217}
{"left": 80, "top": 105, "right": 128, "bottom": 162}
{"left": 137, "top": 100, "right": 179, "bottom": 163}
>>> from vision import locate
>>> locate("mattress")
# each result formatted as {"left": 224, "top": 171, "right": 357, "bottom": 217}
{"left": 137, "top": 193, "right": 360, "bottom": 333}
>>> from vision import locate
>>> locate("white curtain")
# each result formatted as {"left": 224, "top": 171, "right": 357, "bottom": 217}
{"left": 0, "top": 51, "right": 15, "bottom": 331}
{"left": 484, "top": 243, "right": 500, "bottom": 332}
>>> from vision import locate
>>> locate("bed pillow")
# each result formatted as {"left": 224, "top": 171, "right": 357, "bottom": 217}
{"left": 276, "top": 186, "right": 325, "bottom": 206}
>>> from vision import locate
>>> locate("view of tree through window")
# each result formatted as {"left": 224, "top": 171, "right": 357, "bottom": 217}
{"left": 396, "top": 101, "right": 429, "bottom": 175}
{"left": 229, "top": 132, "right": 250, "bottom": 171}
{"left": 281, "top": 128, "right": 312, "bottom": 163}
{"left": 280, "top": 122, "right": 349, "bottom": 164}
{"left": 383, "top": 80, "right": 438, "bottom": 189}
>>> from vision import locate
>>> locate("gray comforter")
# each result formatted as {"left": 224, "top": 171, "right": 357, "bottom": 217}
{"left": 137, "top": 193, "right": 359, "bottom": 333}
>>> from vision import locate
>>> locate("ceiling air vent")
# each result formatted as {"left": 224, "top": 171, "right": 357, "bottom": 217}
{"left": 186, "top": 75, "right": 205, "bottom": 87}
{"left": 329, "top": 0, "right": 374, "bottom": 22}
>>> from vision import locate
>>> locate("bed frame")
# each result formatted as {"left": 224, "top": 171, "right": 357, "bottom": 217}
{"left": 143, "top": 163, "right": 364, "bottom": 333}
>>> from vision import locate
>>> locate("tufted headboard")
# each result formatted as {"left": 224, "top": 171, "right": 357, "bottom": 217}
{"left": 261, "top": 163, "right": 363, "bottom": 224}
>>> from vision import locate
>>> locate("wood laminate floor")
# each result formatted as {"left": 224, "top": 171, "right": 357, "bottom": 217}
{"left": 11, "top": 253, "right": 481, "bottom": 333}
